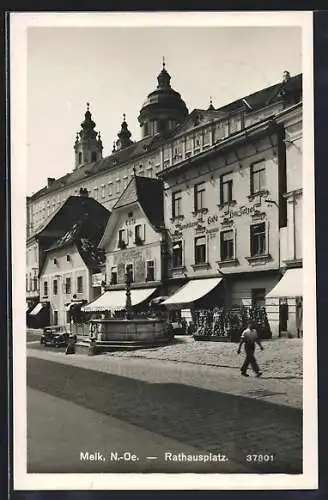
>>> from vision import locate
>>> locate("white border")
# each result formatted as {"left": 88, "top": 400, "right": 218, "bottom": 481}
{"left": 11, "top": 11, "right": 317, "bottom": 491}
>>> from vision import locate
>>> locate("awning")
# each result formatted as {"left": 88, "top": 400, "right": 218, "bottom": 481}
{"left": 29, "top": 302, "right": 43, "bottom": 316}
{"left": 266, "top": 268, "right": 302, "bottom": 298}
{"left": 162, "top": 278, "right": 223, "bottom": 308}
{"left": 82, "top": 288, "right": 157, "bottom": 312}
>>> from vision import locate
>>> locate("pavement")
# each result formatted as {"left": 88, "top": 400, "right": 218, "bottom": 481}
{"left": 27, "top": 387, "right": 250, "bottom": 473}
{"left": 26, "top": 332, "right": 303, "bottom": 474}
{"left": 27, "top": 334, "right": 302, "bottom": 409}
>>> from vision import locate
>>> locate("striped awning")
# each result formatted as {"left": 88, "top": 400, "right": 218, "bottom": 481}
{"left": 162, "top": 278, "right": 223, "bottom": 308}
{"left": 82, "top": 288, "right": 157, "bottom": 312}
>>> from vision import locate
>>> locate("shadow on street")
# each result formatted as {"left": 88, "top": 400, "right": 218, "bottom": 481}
{"left": 27, "top": 357, "right": 302, "bottom": 474}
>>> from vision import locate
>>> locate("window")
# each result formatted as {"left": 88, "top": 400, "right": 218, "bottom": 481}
{"left": 250, "top": 223, "right": 266, "bottom": 256}
{"left": 172, "top": 191, "right": 182, "bottom": 218}
{"left": 194, "top": 182, "right": 206, "bottom": 211}
{"left": 33, "top": 276, "right": 38, "bottom": 291}
{"left": 144, "top": 122, "right": 149, "bottom": 136}
{"left": 66, "top": 255, "right": 71, "bottom": 262}
{"left": 125, "top": 264, "right": 134, "bottom": 283}
{"left": 65, "top": 277, "right": 71, "bottom": 294}
{"left": 203, "top": 129, "right": 210, "bottom": 146}
{"left": 185, "top": 135, "right": 192, "bottom": 152}
{"left": 78, "top": 152, "right": 82, "bottom": 165}
{"left": 91, "top": 151, "right": 97, "bottom": 162}
{"left": 123, "top": 176, "right": 129, "bottom": 188}
{"left": 220, "top": 173, "right": 233, "bottom": 204}
{"left": 118, "top": 229, "right": 127, "bottom": 248}
{"left": 108, "top": 182, "right": 113, "bottom": 196}
{"left": 116, "top": 179, "right": 121, "bottom": 193}
{"left": 252, "top": 289, "right": 266, "bottom": 309}
{"left": 26, "top": 274, "right": 29, "bottom": 292}
{"left": 111, "top": 267, "right": 118, "bottom": 285}
{"left": 251, "top": 160, "right": 266, "bottom": 194}
{"left": 53, "top": 279, "right": 58, "bottom": 295}
{"left": 93, "top": 187, "right": 99, "bottom": 200}
{"left": 146, "top": 260, "right": 155, "bottom": 281}
{"left": 43, "top": 281, "right": 48, "bottom": 297}
{"left": 101, "top": 185, "right": 105, "bottom": 198}
{"left": 194, "top": 236, "right": 206, "bottom": 264}
{"left": 53, "top": 311, "right": 58, "bottom": 325}
{"left": 220, "top": 230, "right": 234, "bottom": 261}
{"left": 135, "top": 224, "right": 145, "bottom": 244}
{"left": 77, "top": 276, "right": 83, "bottom": 293}
{"left": 172, "top": 241, "right": 183, "bottom": 268}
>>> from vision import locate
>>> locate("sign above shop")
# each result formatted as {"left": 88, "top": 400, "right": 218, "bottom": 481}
{"left": 92, "top": 273, "right": 105, "bottom": 287}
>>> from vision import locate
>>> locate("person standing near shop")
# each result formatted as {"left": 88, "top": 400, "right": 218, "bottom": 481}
{"left": 237, "top": 321, "right": 264, "bottom": 377}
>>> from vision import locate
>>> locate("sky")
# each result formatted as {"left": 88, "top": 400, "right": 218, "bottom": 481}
{"left": 26, "top": 23, "right": 302, "bottom": 196}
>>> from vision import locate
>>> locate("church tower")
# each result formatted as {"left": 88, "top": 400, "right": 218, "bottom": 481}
{"left": 138, "top": 59, "right": 189, "bottom": 138}
{"left": 114, "top": 114, "right": 134, "bottom": 151}
{"left": 74, "top": 103, "right": 103, "bottom": 169}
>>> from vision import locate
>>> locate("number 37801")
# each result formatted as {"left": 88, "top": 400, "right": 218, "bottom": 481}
{"left": 245, "top": 454, "right": 275, "bottom": 463}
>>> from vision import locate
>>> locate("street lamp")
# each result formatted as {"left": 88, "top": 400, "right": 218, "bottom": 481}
{"left": 125, "top": 272, "right": 133, "bottom": 320}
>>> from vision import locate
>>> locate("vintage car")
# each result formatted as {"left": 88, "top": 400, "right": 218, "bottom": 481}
{"left": 40, "top": 325, "right": 76, "bottom": 347}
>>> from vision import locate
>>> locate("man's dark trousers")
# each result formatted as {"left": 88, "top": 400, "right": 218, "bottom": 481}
{"left": 241, "top": 347, "right": 260, "bottom": 374}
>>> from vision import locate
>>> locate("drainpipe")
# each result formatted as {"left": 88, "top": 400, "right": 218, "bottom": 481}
{"left": 264, "top": 199, "right": 280, "bottom": 273}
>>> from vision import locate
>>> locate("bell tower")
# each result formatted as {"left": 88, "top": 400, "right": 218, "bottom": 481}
{"left": 74, "top": 103, "right": 103, "bottom": 169}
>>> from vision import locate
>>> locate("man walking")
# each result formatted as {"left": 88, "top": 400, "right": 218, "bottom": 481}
{"left": 237, "top": 321, "right": 264, "bottom": 377}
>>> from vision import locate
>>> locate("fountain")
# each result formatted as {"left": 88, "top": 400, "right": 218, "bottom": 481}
{"left": 75, "top": 273, "right": 173, "bottom": 355}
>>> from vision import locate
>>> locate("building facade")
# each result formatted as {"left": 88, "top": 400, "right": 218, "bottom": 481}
{"left": 83, "top": 175, "right": 166, "bottom": 314}
{"left": 26, "top": 64, "right": 303, "bottom": 336}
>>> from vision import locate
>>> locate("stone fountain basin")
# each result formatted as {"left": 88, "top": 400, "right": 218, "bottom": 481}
{"left": 90, "top": 318, "right": 171, "bottom": 342}
{"left": 73, "top": 318, "right": 173, "bottom": 354}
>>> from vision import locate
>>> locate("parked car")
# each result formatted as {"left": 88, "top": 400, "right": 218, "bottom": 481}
{"left": 40, "top": 325, "right": 77, "bottom": 347}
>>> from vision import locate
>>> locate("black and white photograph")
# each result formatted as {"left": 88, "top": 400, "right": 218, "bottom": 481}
{"left": 11, "top": 11, "right": 317, "bottom": 491}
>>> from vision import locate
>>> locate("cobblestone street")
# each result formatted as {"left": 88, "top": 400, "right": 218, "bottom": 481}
{"left": 105, "top": 336, "right": 303, "bottom": 379}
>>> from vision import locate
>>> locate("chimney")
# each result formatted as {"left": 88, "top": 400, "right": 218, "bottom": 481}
{"left": 47, "top": 177, "right": 55, "bottom": 187}
{"left": 79, "top": 187, "right": 89, "bottom": 197}
{"left": 282, "top": 70, "right": 291, "bottom": 83}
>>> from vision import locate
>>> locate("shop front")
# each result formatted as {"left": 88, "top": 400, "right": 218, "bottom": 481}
{"left": 266, "top": 267, "right": 302, "bottom": 338}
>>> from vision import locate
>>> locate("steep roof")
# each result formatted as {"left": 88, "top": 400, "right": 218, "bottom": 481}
{"left": 32, "top": 195, "right": 110, "bottom": 239}
{"left": 45, "top": 198, "right": 110, "bottom": 249}
{"left": 113, "top": 175, "right": 164, "bottom": 229}
{"left": 39, "top": 196, "right": 110, "bottom": 272}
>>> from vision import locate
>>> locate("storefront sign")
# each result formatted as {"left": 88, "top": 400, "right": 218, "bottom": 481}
{"left": 222, "top": 202, "right": 261, "bottom": 219}
{"left": 92, "top": 273, "right": 104, "bottom": 287}
{"left": 174, "top": 201, "right": 264, "bottom": 233}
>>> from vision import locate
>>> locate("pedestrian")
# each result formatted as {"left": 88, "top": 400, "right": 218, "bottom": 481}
{"left": 237, "top": 321, "right": 264, "bottom": 377}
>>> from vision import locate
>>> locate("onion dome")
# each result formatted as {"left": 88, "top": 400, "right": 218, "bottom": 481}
{"left": 115, "top": 114, "right": 133, "bottom": 150}
{"left": 79, "top": 102, "right": 97, "bottom": 141}
{"left": 138, "top": 58, "right": 189, "bottom": 138}
{"left": 208, "top": 97, "right": 215, "bottom": 111}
